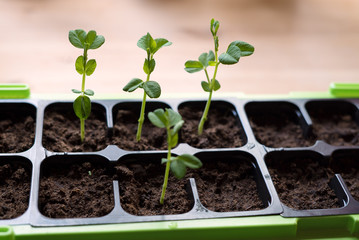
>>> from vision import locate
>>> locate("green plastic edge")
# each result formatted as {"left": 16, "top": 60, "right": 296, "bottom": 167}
{"left": 3, "top": 82, "right": 359, "bottom": 240}
{"left": 0, "top": 84, "right": 30, "bottom": 99}
{"left": 3, "top": 215, "right": 359, "bottom": 240}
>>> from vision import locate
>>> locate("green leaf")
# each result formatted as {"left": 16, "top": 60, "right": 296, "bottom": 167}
{"left": 143, "top": 81, "right": 161, "bottom": 98}
{"left": 208, "top": 61, "right": 217, "bottom": 66}
{"left": 172, "top": 120, "right": 184, "bottom": 136}
{"left": 73, "top": 95, "right": 91, "bottom": 120}
{"left": 169, "top": 132, "right": 178, "bottom": 148}
{"left": 123, "top": 78, "right": 143, "bottom": 92}
{"left": 177, "top": 154, "right": 202, "bottom": 169}
{"left": 230, "top": 41, "right": 255, "bottom": 57}
{"left": 210, "top": 18, "right": 219, "bottom": 36}
{"left": 153, "top": 38, "right": 172, "bottom": 54}
{"left": 89, "top": 35, "right": 105, "bottom": 49}
{"left": 148, "top": 109, "right": 166, "bottom": 128}
{"left": 85, "top": 59, "right": 97, "bottom": 76}
{"left": 170, "top": 159, "right": 186, "bottom": 179}
{"left": 166, "top": 108, "right": 182, "bottom": 127}
{"left": 201, "top": 81, "right": 210, "bottom": 92}
{"left": 69, "top": 29, "right": 86, "bottom": 49}
{"left": 71, "top": 89, "right": 82, "bottom": 94}
{"left": 184, "top": 60, "right": 203, "bottom": 73}
{"left": 213, "top": 79, "right": 221, "bottom": 91}
{"left": 84, "top": 89, "right": 94, "bottom": 96}
{"left": 198, "top": 51, "right": 215, "bottom": 67}
{"left": 85, "top": 30, "right": 97, "bottom": 46}
{"left": 143, "top": 58, "right": 156, "bottom": 74}
{"left": 137, "top": 33, "right": 157, "bottom": 53}
{"left": 219, "top": 44, "right": 242, "bottom": 65}
{"left": 75, "top": 56, "right": 84, "bottom": 74}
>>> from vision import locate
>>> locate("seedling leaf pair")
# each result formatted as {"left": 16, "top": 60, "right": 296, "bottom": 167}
{"left": 69, "top": 29, "right": 105, "bottom": 50}
{"left": 123, "top": 79, "right": 161, "bottom": 98}
{"left": 161, "top": 154, "right": 202, "bottom": 179}
{"left": 218, "top": 41, "right": 254, "bottom": 65}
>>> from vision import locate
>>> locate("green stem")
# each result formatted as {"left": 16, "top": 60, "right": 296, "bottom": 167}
{"left": 79, "top": 47, "right": 88, "bottom": 142}
{"left": 136, "top": 91, "right": 147, "bottom": 142}
{"left": 80, "top": 118, "right": 85, "bottom": 142}
{"left": 198, "top": 62, "right": 219, "bottom": 135}
{"left": 136, "top": 72, "right": 151, "bottom": 142}
{"left": 160, "top": 131, "right": 172, "bottom": 205}
{"left": 198, "top": 90, "right": 213, "bottom": 135}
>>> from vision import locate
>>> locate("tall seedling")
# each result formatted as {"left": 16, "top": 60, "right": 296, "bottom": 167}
{"left": 69, "top": 29, "right": 105, "bottom": 142}
{"left": 184, "top": 19, "right": 254, "bottom": 134}
{"left": 123, "top": 33, "right": 171, "bottom": 142}
{"left": 148, "top": 108, "right": 202, "bottom": 204}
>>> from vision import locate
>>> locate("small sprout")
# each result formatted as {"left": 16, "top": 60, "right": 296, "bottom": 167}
{"left": 184, "top": 19, "right": 254, "bottom": 135}
{"left": 123, "top": 33, "right": 172, "bottom": 142}
{"left": 69, "top": 29, "right": 105, "bottom": 142}
{"left": 148, "top": 108, "right": 202, "bottom": 204}
{"left": 88, "top": 171, "right": 92, "bottom": 176}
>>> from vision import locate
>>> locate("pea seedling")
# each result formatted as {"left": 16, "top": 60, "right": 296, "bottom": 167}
{"left": 184, "top": 19, "right": 254, "bottom": 135}
{"left": 148, "top": 108, "right": 202, "bottom": 204}
{"left": 68, "top": 29, "right": 105, "bottom": 142}
{"left": 123, "top": 33, "right": 171, "bottom": 142}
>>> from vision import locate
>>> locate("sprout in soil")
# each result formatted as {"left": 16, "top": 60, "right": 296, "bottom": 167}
{"left": 184, "top": 18, "right": 254, "bottom": 135}
{"left": 123, "top": 33, "right": 172, "bottom": 142}
{"left": 68, "top": 29, "right": 105, "bottom": 142}
{"left": 148, "top": 108, "right": 202, "bottom": 204}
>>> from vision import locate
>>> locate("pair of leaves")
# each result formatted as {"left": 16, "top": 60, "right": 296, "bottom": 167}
{"left": 210, "top": 18, "right": 220, "bottom": 37}
{"left": 73, "top": 95, "right": 91, "bottom": 120}
{"left": 148, "top": 108, "right": 183, "bottom": 148}
{"left": 72, "top": 89, "right": 94, "bottom": 96}
{"left": 123, "top": 79, "right": 161, "bottom": 98}
{"left": 137, "top": 33, "right": 172, "bottom": 55}
{"left": 161, "top": 154, "right": 202, "bottom": 179}
{"left": 201, "top": 80, "right": 220, "bottom": 92}
{"left": 218, "top": 41, "right": 255, "bottom": 65}
{"left": 143, "top": 58, "right": 155, "bottom": 74}
{"left": 184, "top": 51, "right": 215, "bottom": 73}
{"left": 75, "top": 56, "right": 97, "bottom": 76}
{"left": 69, "top": 29, "right": 105, "bottom": 50}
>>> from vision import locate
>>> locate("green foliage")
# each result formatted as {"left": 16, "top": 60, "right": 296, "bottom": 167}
{"left": 148, "top": 108, "right": 202, "bottom": 204}
{"left": 69, "top": 29, "right": 105, "bottom": 142}
{"left": 184, "top": 18, "right": 254, "bottom": 134}
{"left": 73, "top": 95, "right": 91, "bottom": 120}
{"left": 123, "top": 32, "right": 171, "bottom": 142}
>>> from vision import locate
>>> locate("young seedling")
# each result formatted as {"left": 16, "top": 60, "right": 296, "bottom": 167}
{"left": 123, "top": 33, "right": 171, "bottom": 142}
{"left": 68, "top": 29, "right": 105, "bottom": 142}
{"left": 148, "top": 108, "right": 202, "bottom": 204}
{"left": 184, "top": 19, "right": 254, "bottom": 135}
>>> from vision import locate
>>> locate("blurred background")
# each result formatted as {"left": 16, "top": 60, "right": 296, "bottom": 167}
{"left": 0, "top": 0, "right": 358, "bottom": 95}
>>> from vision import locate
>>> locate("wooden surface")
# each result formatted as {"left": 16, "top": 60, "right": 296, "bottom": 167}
{"left": 0, "top": 0, "right": 358, "bottom": 95}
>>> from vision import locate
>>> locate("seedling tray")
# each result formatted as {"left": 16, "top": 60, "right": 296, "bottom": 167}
{"left": 1, "top": 85, "right": 359, "bottom": 239}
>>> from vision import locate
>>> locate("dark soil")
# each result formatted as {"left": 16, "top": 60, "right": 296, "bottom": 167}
{"left": 179, "top": 105, "right": 245, "bottom": 149}
{"left": 42, "top": 107, "right": 108, "bottom": 152}
{"left": 112, "top": 110, "right": 167, "bottom": 151}
{"left": 308, "top": 108, "right": 359, "bottom": 146}
{"left": 116, "top": 161, "right": 193, "bottom": 215}
{"left": 188, "top": 158, "right": 264, "bottom": 212}
{"left": 0, "top": 161, "right": 31, "bottom": 219}
{"left": 39, "top": 160, "right": 114, "bottom": 218}
{"left": 248, "top": 112, "right": 315, "bottom": 148}
{"left": 0, "top": 111, "right": 35, "bottom": 153}
{"left": 267, "top": 157, "right": 339, "bottom": 210}
{"left": 117, "top": 157, "right": 263, "bottom": 215}
{"left": 330, "top": 155, "right": 359, "bottom": 201}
